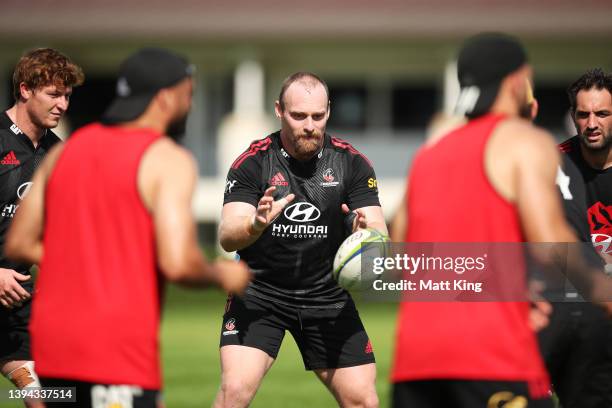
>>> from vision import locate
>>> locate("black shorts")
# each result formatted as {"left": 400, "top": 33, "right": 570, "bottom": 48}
{"left": 40, "top": 378, "right": 160, "bottom": 408}
{"left": 392, "top": 379, "right": 554, "bottom": 408}
{"left": 219, "top": 294, "right": 375, "bottom": 370}
{"left": 0, "top": 299, "right": 32, "bottom": 362}
{"left": 538, "top": 302, "right": 612, "bottom": 408}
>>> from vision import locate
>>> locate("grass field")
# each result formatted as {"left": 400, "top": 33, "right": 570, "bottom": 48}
{"left": 1, "top": 286, "right": 398, "bottom": 407}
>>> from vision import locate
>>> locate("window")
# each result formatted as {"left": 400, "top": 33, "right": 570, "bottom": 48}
{"left": 327, "top": 85, "right": 367, "bottom": 130}
{"left": 392, "top": 86, "right": 437, "bottom": 130}
{"left": 533, "top": 85, "right": 571, "bottom": 134}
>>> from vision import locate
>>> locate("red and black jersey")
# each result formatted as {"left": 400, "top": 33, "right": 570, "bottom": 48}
{"left": 223, "top": 131, "right": 380, "bottom": 308}
{"left": 557, "top": 155, "right": 591, "bottom": 242}
{"left": 560, "top": 136, "right": 612, "bottom": 258}
{"left": 0, "top": 111, "right": 60, "bottom": 277}
{"left": 549, "top": 155, "right": 603, "bottom": 300}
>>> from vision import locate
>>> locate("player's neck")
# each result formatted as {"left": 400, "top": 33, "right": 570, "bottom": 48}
{"left": 488, "top": 96, "right": 520, "bottom": 118}
{"left": 580, "top": 144, "right": 612, "bottom": 170}
{"left": 7, "top": 104, "right": 46, "bottom": 146}
{"left": 118, "top": 112, "right": 167, "bottom": 136}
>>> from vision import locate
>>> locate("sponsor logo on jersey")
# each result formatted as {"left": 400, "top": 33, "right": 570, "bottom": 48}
{"left": 1, "top": 204, "right": 18, "bottom": 218}
{"left": 1, "top": 182, "right": 32, "bottom": 218}
{"left": 17, "top": 182, "right": 33, "bottom": 200}
{"left": 272, "top": 202, "right": 328, "bottom": 239}
{"left": 1, "top": 151, "right": 20, "bottom": 165}
{"left": 9, "top": 124, "right": 22, "bottom": 135}
{"left": 284, "top": 202, "right": 321, "bottom": 222}
{"left": 588, "top": 202, "right": 612, "bottom": 254}
{"left": 91, "top": 385, "right": 143, "bottom": 408}
{"left": 271, "top": 223, "right": 328, "bottom": 239}
{"left": 225, "top": 179, "right": 237, "bottom": 194}
{"left": 368, "top": 178, "right": 377, "bottom": 189}
{"left": 269, "top": 172, "right": 289, "bottom": 186}
{"left": 320, "top": 168, "right": 339, "bottom": 187}
{"left": 223, "top": 318, "right": 239, "bottom": 335}
{"left": 487, "top": 391, "right": 527, "bottom": 408}
{"left": 364, "top": 339, "right": 373, "bottom": 354}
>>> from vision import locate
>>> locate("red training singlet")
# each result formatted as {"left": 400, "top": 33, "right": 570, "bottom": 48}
{"left": 31, "top": 124, "right": 162, "bottom": 389}
{"left": 391, "top": 114, "right": 549, "bottom": 395}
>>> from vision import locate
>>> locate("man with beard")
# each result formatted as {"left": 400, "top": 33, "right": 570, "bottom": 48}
{"left": 5, "top": 48, "right": 251, "bottom": 407}
{"left": 539, "top": 68, "right": 612, "bottom": 408}
{"left": 0, "top": 48, "right": 83, "bottom": 406}
{"left": 214, "top": 72, "right": 387, "bottom": 408}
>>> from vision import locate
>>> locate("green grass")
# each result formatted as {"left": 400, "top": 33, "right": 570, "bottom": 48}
{"left": 161, "top": 286, "right": 397, "bottom": 407}
{"left": 1, "top": 287, "right": 398, "bottom": 407}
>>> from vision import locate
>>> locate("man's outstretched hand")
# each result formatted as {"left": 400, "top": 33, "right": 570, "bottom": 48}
{"left": 251, "top": 187, "right": 295, "bottom": 233}
{"left": 342, "top": 204, "right": 367, "bottom": 233}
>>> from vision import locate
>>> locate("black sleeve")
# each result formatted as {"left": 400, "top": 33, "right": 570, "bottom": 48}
{"left": 346, "top": 153, "right": 381, "bottom": 209}
{"left": 223, "top": 155, "right": 263, "bottom": 207}
{"left": 559, "top": 156, "right": 592, "bottom": 242}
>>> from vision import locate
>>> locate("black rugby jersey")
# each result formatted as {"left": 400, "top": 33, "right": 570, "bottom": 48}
{"left": 560, "top": 136, "right": 612, "bottom": 259}
{"left": 223, "top": 131, "right": 380, "bottom": 308}
{"left": 0, "top": 111, "right": 61, "bottom": 276}
{"left": 550, "top": 153, "right": 603, "bottom": 300}
{"left": 558, "top": 154, "right": 591, "bottom": 243}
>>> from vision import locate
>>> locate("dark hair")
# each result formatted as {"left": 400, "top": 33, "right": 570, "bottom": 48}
{"left": 567, "top": 68, "right": 612, "bottom": 113}
{"left": 12, "top": 48, "right": 85, "bottom": 100}
{"left": 278, "top": 72, "right": 329, "bottom": 110}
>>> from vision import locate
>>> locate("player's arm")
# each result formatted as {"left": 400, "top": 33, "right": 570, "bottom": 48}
{"left": 343, "top": 153, "right": 387, "bottom": 235}
{"left": 513, "top": 128, "right": 575, "bottom": 243}
{"left": 141, "top": 140, "right": 250, "bottom": 292}
{"left": 490, "top": 121, "right": 610, "bottom": 303}
{"left": 5, "top": 144, "right": 64, "bottom": 265}
{"left": 514, "top": 129, "right": 612, "bottom": 303}
{"left": 342, "top": 204, "right": 388, "bottom": 235}
{"left": 219, "top": 187, "right": 295, "bottom": 252}
{"left": 218, "top": 154, "right": 294, "bottom": 252}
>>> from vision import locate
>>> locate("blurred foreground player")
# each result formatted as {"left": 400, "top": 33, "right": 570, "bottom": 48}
{"left": 0, "top": 48, "right": 83, "bottom": 405}
{"left": 6, "top": 48, "right": 251, "bottom": 407}
{"left": 391, "top": 33, "right": 610, "bottom": 408}
{"left": 539, "top": 68, "right": 612, "bottom": 408}
{"left": 214, "top": 72, "right": 386, "bottom": 408}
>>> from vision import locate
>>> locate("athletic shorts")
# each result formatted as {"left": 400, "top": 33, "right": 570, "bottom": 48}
{"left": 392, "top": 379, "right": 554, "bottom": 408}
{"left": 0, "top": 298, "right": 31, "bottom": 362}
{"left": 40, "top": 378, "right": 160, "bottom": 408}
{"left": 219, "top": 294, "right": 375, "bottom": 370}
{"left": 538, "top": 302, "right": 612, "bottom": 408}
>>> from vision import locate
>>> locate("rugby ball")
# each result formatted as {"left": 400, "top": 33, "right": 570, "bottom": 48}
{"left": 333, "top": 228, "right": 389, "bottom": 290}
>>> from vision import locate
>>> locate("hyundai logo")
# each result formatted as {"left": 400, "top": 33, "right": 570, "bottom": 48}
{"left": 17, "top": 182, "right": 33, "bottom": 200}
{"left": 284, "top": 202, "right": 321, "bottom": 222}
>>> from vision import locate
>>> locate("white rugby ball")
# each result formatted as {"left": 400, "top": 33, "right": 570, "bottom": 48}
{"left": 333, "top": 228, "right": 389, "bottom": 290}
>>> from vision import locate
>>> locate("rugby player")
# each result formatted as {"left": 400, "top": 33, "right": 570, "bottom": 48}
{"left": 214, "top": 72, "right": 387, "bottom": 408}
{"left": 6, "top": 48, "right": 251, "bottom": 407}
{"left": 391, "top": 33, "right": 610, "bottom": 408}
{"left": 0, "top": 48, "right": 83, "bottom": 406}
{"left": 539, "top": 68, "right": 612, "bottom": 408}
